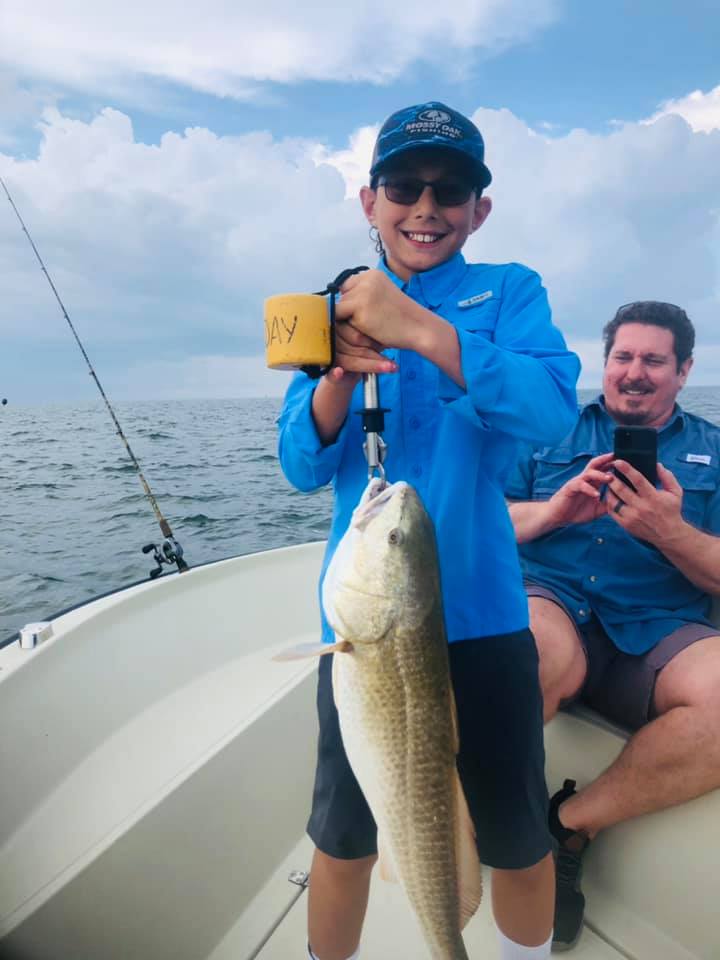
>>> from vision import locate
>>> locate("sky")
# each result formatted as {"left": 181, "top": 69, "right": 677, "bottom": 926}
{"left": 1, "top": 0, "right": 719, "bottom": 404}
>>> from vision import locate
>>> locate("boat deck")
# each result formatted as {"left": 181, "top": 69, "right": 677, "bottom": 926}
{"left": 1, "top": 546, "right": 716, "bottom": 959}
{"left": 207, "top": 835, "right": 623, "bottom": 960}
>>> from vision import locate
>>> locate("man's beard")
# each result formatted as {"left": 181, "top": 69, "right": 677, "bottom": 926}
{"left": 609, "top": 407, "right": 652, "bottom": 425}
{"left": 607, "top": 383, "right": 655, "bottom": 425}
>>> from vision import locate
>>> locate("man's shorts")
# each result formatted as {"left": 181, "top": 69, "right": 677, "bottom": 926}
{"left": 307, "top": 629, "right": 552, "bottom": 870}
{"left": 525, "top": 582, "right": 719, "bottom": 731}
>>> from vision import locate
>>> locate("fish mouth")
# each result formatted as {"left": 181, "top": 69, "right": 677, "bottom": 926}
{"left": 352, "top": 480, "right": 409, "bottom": 532}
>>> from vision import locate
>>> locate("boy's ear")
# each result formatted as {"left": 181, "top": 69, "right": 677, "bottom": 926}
{"left": 471, "top": 195, "right": 492, "bottom": 232}
{"left": 360, "top": 185, "right": 377, "bottom": 225}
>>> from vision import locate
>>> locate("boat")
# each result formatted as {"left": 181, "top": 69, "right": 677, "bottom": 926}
{"left": 1, "top": 543, "right": 718, "bottom": 959}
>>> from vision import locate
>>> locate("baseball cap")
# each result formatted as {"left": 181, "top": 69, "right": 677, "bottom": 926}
{"left": 370, "top": 102, "right": 492, "bottom": 188}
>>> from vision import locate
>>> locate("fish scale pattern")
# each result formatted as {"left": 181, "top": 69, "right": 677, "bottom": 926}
{"left": 330, "top": 484, "right": 477, "bottom": 960}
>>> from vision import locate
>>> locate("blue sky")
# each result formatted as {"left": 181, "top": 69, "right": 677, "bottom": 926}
{"left": 1, "top": 0, "right": 719, "bottom": 404}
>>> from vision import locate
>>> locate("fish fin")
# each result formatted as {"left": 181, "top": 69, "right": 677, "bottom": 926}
{"left": 449, "top": 686, "right": 460, "bottom": 756}
{"left": 455, "top": 772, "right": 483, "bottom": 929}
{"left": 272, "top": 640, "right": 353, "bottom": 661}
{"left": 376, "top": 831, "right": 399, "bottom": 884}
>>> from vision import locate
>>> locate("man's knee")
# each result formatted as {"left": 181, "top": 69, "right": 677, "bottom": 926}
{"left": 528, "top": 597, "right": 586, "bottom": 709}
{"left": 654, "top": 635, "right": 720, "bottom": 717}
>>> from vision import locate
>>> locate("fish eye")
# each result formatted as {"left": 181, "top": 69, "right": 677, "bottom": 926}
{"left": 387, "top": 528, "right": 404, "bottom": 545}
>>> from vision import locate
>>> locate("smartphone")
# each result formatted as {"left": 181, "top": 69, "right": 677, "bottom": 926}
{"left": 613, "top": 426, "right": 658, "bottom": 490}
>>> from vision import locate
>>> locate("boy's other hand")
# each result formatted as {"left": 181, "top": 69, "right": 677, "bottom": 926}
{"left": 333, "top": 278, "right": 399, "bottom": 375}
{"left": 335, "top": 270, "right": 415, "bottom": 350}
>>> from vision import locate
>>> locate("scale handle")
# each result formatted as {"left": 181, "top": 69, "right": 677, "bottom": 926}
{"left": 362, "top": 373, "right": 385, "bottom": 477}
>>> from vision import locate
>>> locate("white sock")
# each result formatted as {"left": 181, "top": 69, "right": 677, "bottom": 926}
{"left": 496, "top": 927, "right": 552, "bottom": 960}
{"left": 308, "top": 945, "right": 359, "bottom": 960}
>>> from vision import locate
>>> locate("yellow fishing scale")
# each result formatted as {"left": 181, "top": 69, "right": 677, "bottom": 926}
{"left": 264, "top": 267, "right": 388, "bottom": 484}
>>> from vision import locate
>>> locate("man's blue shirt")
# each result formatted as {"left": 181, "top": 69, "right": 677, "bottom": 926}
{"left": 278, "top": 253, "right": 580, "bottom": 644}
{"left": 505, "top": 396, "right": 720, "bottom": 654}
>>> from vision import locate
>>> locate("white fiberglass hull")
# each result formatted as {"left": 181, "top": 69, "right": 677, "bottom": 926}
{"left": 0, "top": 545, "right": 718, "bottom": 959}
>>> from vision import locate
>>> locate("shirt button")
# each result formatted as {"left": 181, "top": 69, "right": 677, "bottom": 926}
{"left": 409, "top": 416, "right": 420, "bottom": 429}
{"left": 579, "top": 609, "right": 587, "bottom": 617}
{"left": 412, "top": 465, "right": 422, "bottom": 477}
{"left": 596, "top": 537, "right": 604, "bottom": 545}
{"left": 589, "top": 575, "right": 597, "bottom": 583}
{"left": 407, "top": 370, "right": 417, "bottom": 381}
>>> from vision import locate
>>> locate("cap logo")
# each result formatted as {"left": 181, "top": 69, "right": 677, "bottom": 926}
{"left": 404, "top": 108, "right": 463, "bottom": 141}
{"left": 418, "top": 109, "right": 452, "bottom": 123}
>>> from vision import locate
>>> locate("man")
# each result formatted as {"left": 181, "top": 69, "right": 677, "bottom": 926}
{"left": 505, "top": 301, "right": 720, "bottom": 951}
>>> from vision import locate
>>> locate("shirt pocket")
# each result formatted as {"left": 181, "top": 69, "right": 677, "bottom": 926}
{"left": 531, "top": 448, "right": 595, "bottom": 499}
{"left": 672, "top": 457, "right": 719, "bottom": 528}
{"left": 452, "top": 296, "right": 500, "bottom": 339}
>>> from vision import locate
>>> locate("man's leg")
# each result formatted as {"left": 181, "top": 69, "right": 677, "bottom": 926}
{"left": 307, "top": 849, "right": 376, "bottom": 960}
{"left": 527, "top": 596, "right": 587, "bottom": 721}
{"left": 558, "top": 634, "right": 720, "bottom": 837}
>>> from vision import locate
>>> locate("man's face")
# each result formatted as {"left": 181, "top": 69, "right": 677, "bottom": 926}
{"left": 359, "top": 152, "right": 491, "bottom": 281}
{"left": 603, "top": 322, "right": 692, "bottom": 427}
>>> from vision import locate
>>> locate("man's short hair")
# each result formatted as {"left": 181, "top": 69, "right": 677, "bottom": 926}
{"left": 603, "top": 301, "right": 695, "bottom": 370}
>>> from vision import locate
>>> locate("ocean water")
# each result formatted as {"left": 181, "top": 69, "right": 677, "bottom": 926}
{"left": 2, "top": 387, "right": 719, "bottom": 639}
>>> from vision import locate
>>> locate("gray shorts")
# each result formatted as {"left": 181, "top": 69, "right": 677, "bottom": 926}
{"left": 525, "top": 583, "right": 719, "bottom": 731}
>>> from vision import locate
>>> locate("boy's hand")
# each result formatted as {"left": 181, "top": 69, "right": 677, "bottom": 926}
{"left": 335, "top": 269, "right": 415, "bottom": 350}
{"left": 331, "top": 318, "right": 398, "bottom": 377}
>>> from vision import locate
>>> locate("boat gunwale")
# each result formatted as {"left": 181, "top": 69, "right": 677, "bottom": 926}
{"left": 0, "top": 540, "right": 327, "bottom": 651}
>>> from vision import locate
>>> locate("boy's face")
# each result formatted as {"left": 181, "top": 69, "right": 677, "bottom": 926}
{"left": 360, "top": 151, "right": 491, "bottom": 281}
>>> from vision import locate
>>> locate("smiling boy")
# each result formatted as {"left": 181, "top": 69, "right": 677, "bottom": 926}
{"left": 278, "top": 102, "right": 581, "bottom": 960}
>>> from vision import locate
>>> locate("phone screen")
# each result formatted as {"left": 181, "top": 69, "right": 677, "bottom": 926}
{"left": 613, "top": 426, "right": 658, "bottom": 489}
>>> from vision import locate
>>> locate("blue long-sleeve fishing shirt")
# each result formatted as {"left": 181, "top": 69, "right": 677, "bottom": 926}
{"left": 278, "top": 253, "right": 580, "bottom": 643}
{"left": 505, "top": 397, "right": 720, "bottom": 654}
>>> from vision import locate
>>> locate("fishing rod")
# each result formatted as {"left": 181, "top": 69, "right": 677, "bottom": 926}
{"left": 1, "top": 174, "right": 188, "bottom": 578}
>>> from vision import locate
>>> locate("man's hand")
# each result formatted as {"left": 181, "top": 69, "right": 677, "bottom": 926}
{"left": 545, "top": 453, "right": 616, "bottom": 527}
{"left": 605, "top": 460, "right": 687, "bottom": 545}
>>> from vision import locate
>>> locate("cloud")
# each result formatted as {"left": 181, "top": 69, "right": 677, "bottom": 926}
{"left": 1, "top": 1, "right": 559, "bottom": 100}
{"left": 1, "top": 107, "right": 368, "bottom": 348}
{"left": 2, "top": 100, "right": 719, "bottom": 404}
{"left": 568, "top": 339, "right": 606, "bottom": 388}
{"left": 645, "top": 85, "right": 720, "bottom": 133}
{"left": 0, "top": 71, "right": 54, "bottom": 148}
{"left": 313, "top": 125, "right": 379, "bottom": 200}
{"left": 319, "top": 107, "right": 720, "bottom": 366}
{"left": 460, "top": 110, "right": 720, "bottom": 325}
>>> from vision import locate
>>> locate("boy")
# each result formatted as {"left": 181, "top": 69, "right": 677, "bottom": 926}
{"left": 278, "top": 102, "right": 580, "bottom": 960}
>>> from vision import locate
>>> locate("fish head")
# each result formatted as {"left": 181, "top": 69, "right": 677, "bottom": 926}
{"left": 323, "top": 479, "right": 440, "bottom": 646}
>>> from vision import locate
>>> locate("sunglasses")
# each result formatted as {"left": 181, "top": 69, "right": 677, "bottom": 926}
{"left": 377, "top": 175, "right": 477, "bottom": 207}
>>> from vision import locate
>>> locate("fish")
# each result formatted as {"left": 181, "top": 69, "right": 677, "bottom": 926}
{"left": 321, "top": 478, "right": 483, "bottom": 960}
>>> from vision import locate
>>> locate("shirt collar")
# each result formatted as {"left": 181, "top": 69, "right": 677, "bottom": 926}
{"left": 591, "top": 394, "right": 686, "bottom": 435}
{"left": 378, "top": 252, "right": 467, "bottom": 307}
